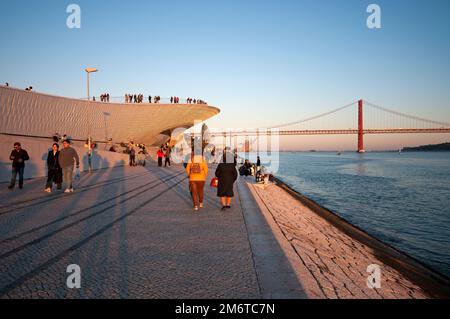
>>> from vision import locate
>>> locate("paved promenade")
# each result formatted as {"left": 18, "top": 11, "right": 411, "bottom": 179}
{"left": 0, "top": 161, "right": 305, "bottom": 299}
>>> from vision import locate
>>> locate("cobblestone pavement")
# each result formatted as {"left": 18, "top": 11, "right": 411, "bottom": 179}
{"left": 0, "top": 163, "right": 262, "bottom": 299}
{"left": 249, "top": 182, "right": 431, "bottom": 299}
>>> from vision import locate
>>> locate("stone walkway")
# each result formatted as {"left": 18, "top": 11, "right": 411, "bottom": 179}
{"left": 248, "top": 181, "right": 432, "bottom": 299}
{"left": 0, "top": 162, "right": 305, "bottom": 299}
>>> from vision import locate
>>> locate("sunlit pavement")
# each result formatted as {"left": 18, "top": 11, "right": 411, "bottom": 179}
{"left": 0, "top": 162, "right": 305, "bottom": 299}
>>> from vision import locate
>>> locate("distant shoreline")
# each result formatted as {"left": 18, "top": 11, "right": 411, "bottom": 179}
{"left": 402, "top": 142, "right": 450, "bottom": 152}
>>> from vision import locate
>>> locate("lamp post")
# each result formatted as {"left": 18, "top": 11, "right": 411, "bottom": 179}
{"left": 85, "top": 68, "right": 98, "bottom": 173}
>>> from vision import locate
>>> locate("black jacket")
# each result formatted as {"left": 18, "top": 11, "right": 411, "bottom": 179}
{"left": 215, "top": 162, "right": 238, "bottom": 198}
{"left": 10, "top": 149, "right": 30, "bottom": 168}
{"left": 47, "top": 150, "right": 61, "bottom": 170}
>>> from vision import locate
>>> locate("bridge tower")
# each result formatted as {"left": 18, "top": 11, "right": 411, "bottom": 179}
{"left": 358, "top": 99, "right": 365, "bottom": 153}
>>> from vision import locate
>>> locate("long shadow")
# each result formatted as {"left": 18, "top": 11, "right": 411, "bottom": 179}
{"left": 0, "top": 150, "right": 119, "bottom": 237}
{"left": 0, "top": 169, "right": 186, "bottom": 259}
{"left": 3, "top": 164, "right": 186, "bottom": 298}
{"left": 0, "top": 165, "right": 150, "bottom": 213}
{"left": 236, "top": 178, "right": 309, "bottom": 299}
{"left": 0, "top": 167, "right": 188, "bottom": 298}
{"left": 66, "top": 163, "right": 127, "bottom": 298}
{"left": 0, "top": 166, "right": 109, "bottom": 293}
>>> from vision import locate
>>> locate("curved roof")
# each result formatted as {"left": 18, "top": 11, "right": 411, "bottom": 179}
{"left": 0, "top": 86, "right": 220, "bottom": 145}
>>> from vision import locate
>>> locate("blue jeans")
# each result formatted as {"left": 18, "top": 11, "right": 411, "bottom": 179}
{"left": 10, "top": 167, "right": 25, "bottom": 188}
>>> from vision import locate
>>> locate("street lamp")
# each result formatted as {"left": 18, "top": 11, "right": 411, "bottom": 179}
{"left": 85, "top": 67, "right": 98, "bottom": 173}
{"left": 85, "top": 68, "right": 98, "bottom": 101}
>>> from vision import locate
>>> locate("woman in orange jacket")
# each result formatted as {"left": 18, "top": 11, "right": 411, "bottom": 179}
{"left": 185, "top": 151, "right": 208, "bottom": 212}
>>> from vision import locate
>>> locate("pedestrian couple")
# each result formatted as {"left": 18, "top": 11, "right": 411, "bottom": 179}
{"left": 45, "top": 139, "right": 80, "bottom": 193}
{"left": 185, "top": 148, "right": 238, "bottom": 212}
{"left": 157, "top": 146, "right": 171, "bottom": 167}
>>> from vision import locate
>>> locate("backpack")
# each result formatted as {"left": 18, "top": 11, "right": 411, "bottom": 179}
{"left": 190, "top": 162, "right": 202, "bottom": 174}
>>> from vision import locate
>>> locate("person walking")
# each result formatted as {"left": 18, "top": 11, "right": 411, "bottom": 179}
{"left": 186, "top": 150, "right": 208, "bottom": 212}
{"left": 215, "top": 150, "right": 238, "bottom": 211}
{"left": 164, "top": 147, "right": 171, "bottom": 167}
{"left": 8, "top": 142, "right": 30, "bottom": 190}
{"left": 59, "top": 140, "right": 80, "bottom": 193}
{"left": 44, "top": 143, "right": 62, "bottom": 192}
{"left": 157, "top": 148, "right": 165, "bottom": 167}
{"left": 129, "top": 144, "right": 136, "bottom": 167}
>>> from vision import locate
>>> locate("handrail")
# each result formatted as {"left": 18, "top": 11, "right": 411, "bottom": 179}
{"left": 79, "top": 96, "right": 208, "bottom": 105}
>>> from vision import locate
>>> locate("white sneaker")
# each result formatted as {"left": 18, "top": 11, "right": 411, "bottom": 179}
{"left": 199, "top": 203, "right": 204, "bottom": 208}
{"left": 44, "top": 188, "right": 51, "bottom": 193}
{"left": 70, "top": 188, "right": 74, "bottom": 193}
{"left": 64, "top": 189, "right": 71, "bottom": 193}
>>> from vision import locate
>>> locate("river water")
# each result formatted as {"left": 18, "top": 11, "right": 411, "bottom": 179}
{"left": 241, "top": 151, "right": 450, "bottom": 278}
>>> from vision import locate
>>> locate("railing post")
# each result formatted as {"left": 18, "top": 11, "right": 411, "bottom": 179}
{"left": 358, "top": 99, "right": 365, "bottom": 153}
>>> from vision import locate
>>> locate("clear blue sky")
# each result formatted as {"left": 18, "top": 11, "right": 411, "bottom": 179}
{"left": 1, "top": 0, "right": 449, "bottom": 149}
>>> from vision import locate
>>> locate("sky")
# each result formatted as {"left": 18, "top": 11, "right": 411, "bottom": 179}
{"left": 1, "top": 0, "right": 449, "bottom": 150}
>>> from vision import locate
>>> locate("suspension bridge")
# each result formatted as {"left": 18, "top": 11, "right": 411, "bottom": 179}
{"left": 209, "top": 100, "right": 450, "bottom": 153}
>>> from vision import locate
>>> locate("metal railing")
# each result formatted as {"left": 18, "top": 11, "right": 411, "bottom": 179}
{"left": 80, "top": 96, "right": 208, "bottom": 105}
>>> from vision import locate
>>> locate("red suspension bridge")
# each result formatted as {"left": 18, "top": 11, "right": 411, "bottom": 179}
{"left": 209, "top": 100, "right": 450, "bottom": 153}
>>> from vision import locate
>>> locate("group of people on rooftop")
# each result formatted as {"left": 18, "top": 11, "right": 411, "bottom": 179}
{"left": 3, "top": 82, "right": 32, "bottom": 91}
{"left": 2, "top": 83, "right": 208, "bottom": 105}
{"left": 186, "top": 98, "right": 207, "bottom": 104}
{"left": 99, "top": 93, "right": 110, "bottom": 102}
{"left": 125, "top": 93, "right": 146, "bottom": 103}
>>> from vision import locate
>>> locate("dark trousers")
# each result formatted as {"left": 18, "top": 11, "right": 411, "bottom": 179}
{"left": 165, "top": 158, "right": 171, "bottom": 167}
{"left": 130, "top": 155, "right": 135, "bottom": 167}
{"left": 158, "top": 157, "right": 163, "bottom": 167}
{"left": 189, "top": 181, "right": 205, "bottom": 207}
{"left": 10, "top": 167, "right": 24, "bottom": 188}
{"left": 46, "top": 169, "right": 62, "bottom": 189}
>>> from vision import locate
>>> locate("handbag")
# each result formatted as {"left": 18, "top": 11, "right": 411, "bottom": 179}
{"left": 210, "top": 177, "right": 219, "bottom": 188}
